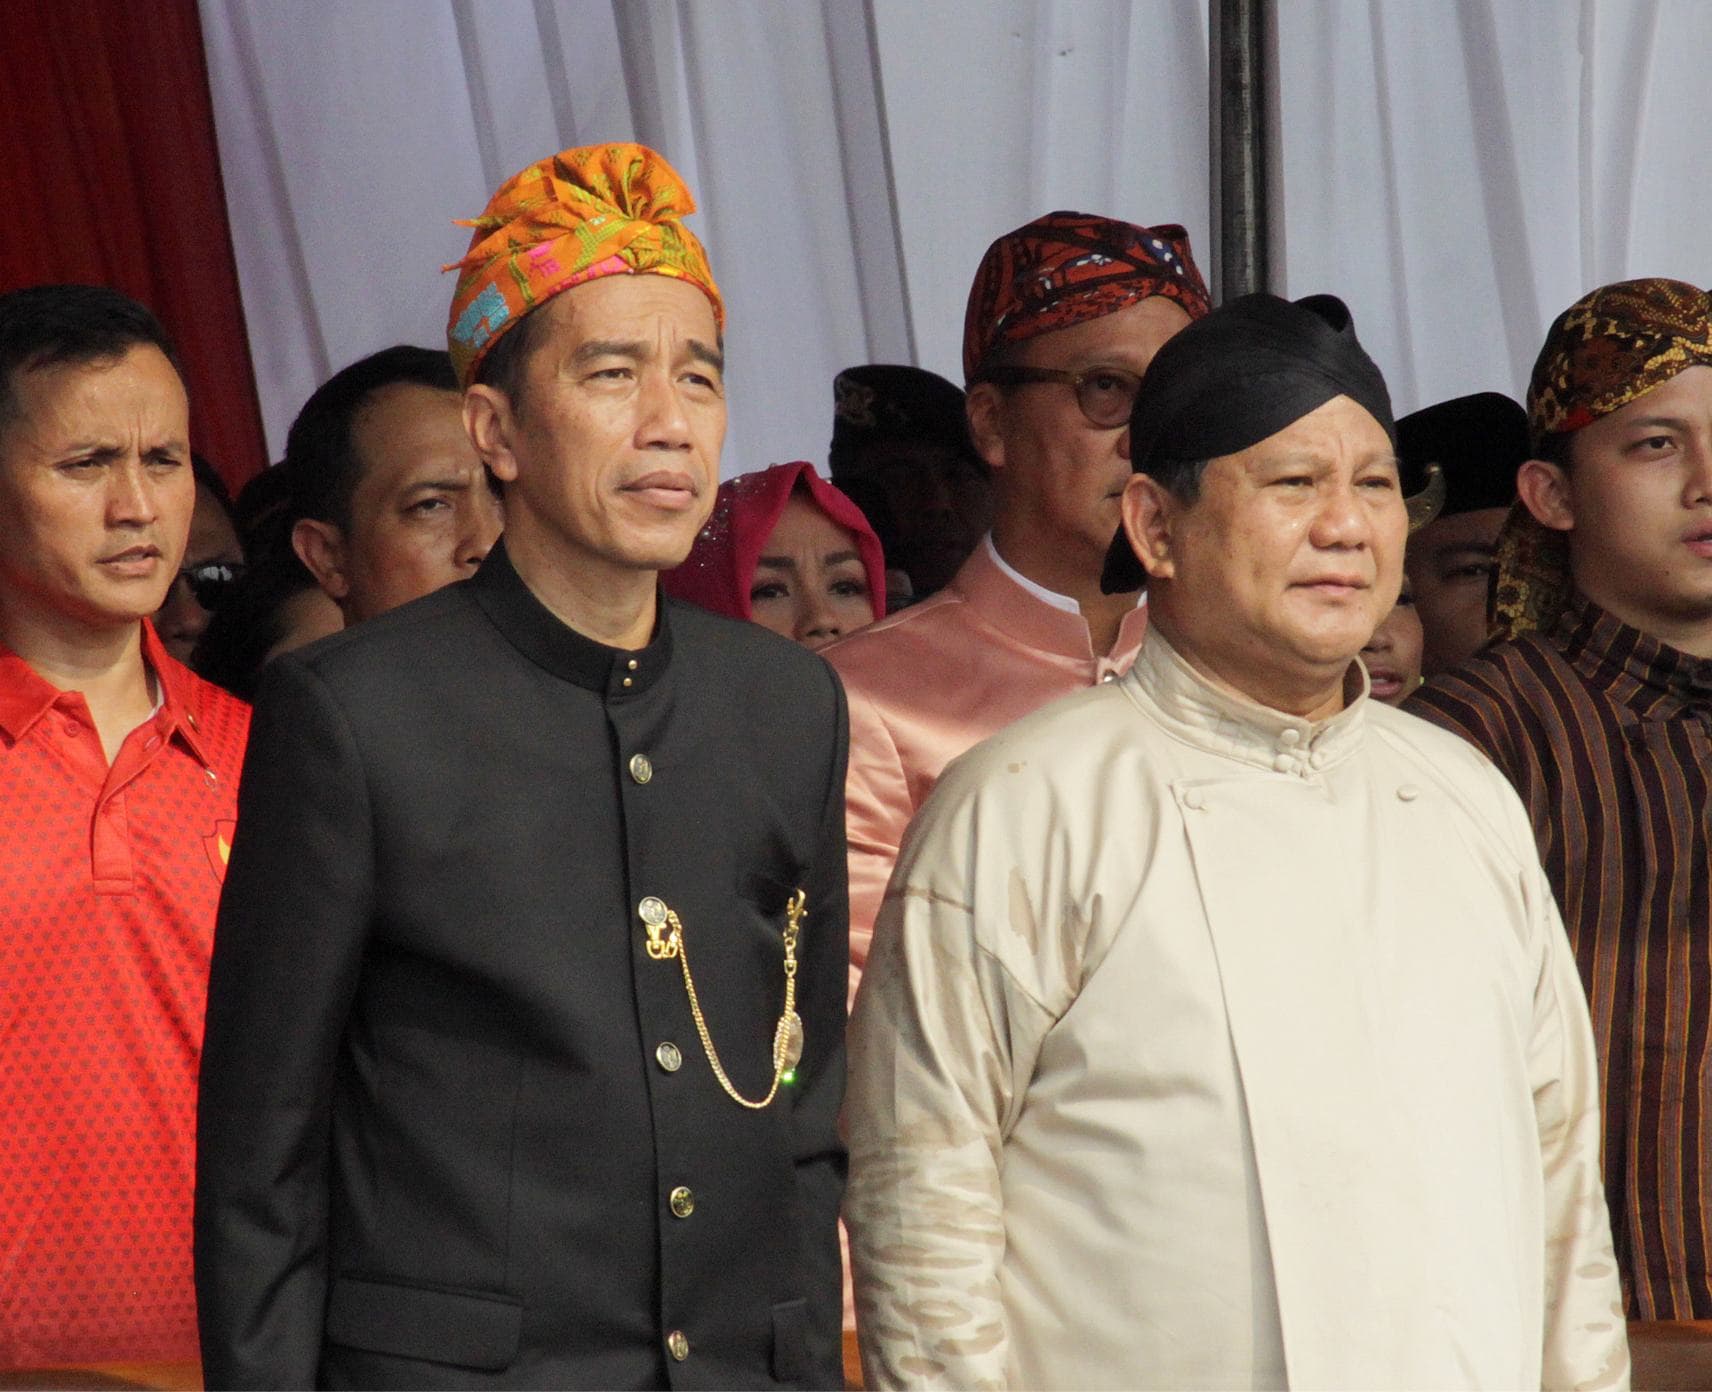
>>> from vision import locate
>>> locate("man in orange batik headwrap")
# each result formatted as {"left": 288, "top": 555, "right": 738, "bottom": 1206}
{"left": 195, "top": 144, "right": 850, "bottom": 1390}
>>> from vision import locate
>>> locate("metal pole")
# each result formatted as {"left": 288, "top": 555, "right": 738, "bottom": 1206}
{"left": 1210, "top": 0, "right": 1271, "bottom": 302}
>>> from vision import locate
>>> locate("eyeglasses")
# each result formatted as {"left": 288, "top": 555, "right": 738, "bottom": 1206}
{"left": 178, "top": 560, "right": 247, "bottom": 610}
{"left": 977, "top": 365, "right": 1144, "bottom": 429}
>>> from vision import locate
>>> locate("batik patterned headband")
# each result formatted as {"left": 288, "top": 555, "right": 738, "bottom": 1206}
{"left": 445, "top": 142, "right": 723, "bottom": 389}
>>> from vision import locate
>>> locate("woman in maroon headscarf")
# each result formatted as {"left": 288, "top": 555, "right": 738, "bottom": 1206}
{"left": 664, "top": 461, "right": 887, "bottom": 650}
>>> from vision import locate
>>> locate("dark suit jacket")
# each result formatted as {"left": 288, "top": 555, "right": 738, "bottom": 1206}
{"left": 196, "top": 547, "right": 849, "bottom": 1389}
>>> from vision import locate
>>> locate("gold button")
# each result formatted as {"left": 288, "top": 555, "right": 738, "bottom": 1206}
{"left": 628, "top": 753, "right": 653, "bottom": 784}
{"left": 667, "top": 1329, "right": 689, "bottom": 1361}
{"left": 655, "top": 1041, "right": 682, "bottom": 1072}
{"left": 639, "top": 897, "right": 667, "bottom": 928}
{"left": 627, "top": 658, "right": 639, "bottom": 671}
{"left": 622, "top": 676, "right": 633, "bottom": 688}
{"left": 669, "top": 1185, "right": 695, "bottom": 1218}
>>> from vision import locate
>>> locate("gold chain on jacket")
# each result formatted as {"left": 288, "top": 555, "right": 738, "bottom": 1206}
{"left": 642, "top": 889, "right": 806, "bottom": 1110}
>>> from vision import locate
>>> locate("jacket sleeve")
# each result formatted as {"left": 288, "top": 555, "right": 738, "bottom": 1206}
{"left": 843, "top": 773, "right": 1054, "bottom": 1391}
{"left": 840, "top": 677, "right": 914, "bottom": 1012}
{"left": 1517, "top": 794, "right": 1631, "bottom": 1391}
{"left": 790, "top": 659, "right": 854, "bottom": 1389}
{"left": 195, "top": 654, "right": 374, "bottom": 1388}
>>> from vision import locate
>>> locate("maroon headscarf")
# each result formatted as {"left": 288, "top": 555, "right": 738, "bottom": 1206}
{"left": 663, "top": 462, "right": 887, "bottom": 624}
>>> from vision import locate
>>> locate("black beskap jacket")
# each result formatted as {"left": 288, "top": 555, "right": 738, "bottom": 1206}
{"left": 196, "top": 544, "right": 848, "bottom": 1390}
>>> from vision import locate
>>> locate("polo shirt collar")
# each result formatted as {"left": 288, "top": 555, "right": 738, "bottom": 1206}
{"left": 469, "top": 539, "right": 672, "bottom": 696}
{"left": 140, "top": 620, "right": 219, "bottom": 766}
{"left": 0, "top": 643, "right": 59, "bottom": 742}
{"left": 0, "top": 621, "right": 216, "bottom": 765}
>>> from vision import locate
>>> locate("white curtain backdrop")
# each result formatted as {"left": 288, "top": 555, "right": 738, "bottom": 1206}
{"left": 200, "top": 0, "right": 1706, "bottom": 473}
{"left": 197, "top": 0, "right": 1208, "bottom": 476}
{"left": 1275, "top": 0, "right": 1711, "bottom": 415}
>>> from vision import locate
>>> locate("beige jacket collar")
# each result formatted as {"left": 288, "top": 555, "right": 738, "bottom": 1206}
{"left": 1124, "top": 628, "right": 1372, "bottom": 778}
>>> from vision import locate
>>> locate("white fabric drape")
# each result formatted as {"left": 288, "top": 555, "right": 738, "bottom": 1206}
{"left": 1274, "top": 0, "right": 1712, "bottom": 415}
{"left": 199, "top": 0, "right": 1707, "bottom": 470}
{"left": 197, "top": 0, "right": 1208, "bottom": 475}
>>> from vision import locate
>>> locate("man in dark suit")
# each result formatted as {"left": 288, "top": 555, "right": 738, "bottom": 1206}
{"left": 195, "top": 143, "right": 848, "bottom": 1389}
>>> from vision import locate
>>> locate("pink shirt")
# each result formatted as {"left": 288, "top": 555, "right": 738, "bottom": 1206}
{"left": 824, "top": 537, "right": 1148, "bottom": 1006}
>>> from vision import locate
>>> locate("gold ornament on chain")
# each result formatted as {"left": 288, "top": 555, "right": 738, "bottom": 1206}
{"left": 641, "top": 889, "right": 806, "bottom": 1110}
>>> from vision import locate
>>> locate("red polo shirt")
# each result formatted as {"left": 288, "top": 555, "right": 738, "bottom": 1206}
{"left": 0, "top": 621, "right": 249, "bottom": 1364}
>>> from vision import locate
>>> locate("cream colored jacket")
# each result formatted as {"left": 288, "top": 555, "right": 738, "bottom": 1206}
{"left": 845, "top": 631, "right": 1628, "bottom": 1392}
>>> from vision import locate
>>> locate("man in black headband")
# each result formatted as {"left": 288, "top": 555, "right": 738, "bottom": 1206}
{"left": 1397, "top": 392, "right": 1527, "bottom": 674}
{"left": 845, "top": 294, "right": 1625, "bottom": 1389}
{"left": 827, "top": 364, "right": 990, "bottom": 602}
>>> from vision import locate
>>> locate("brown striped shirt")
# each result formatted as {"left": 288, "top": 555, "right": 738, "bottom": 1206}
{"left": 1408, "top": 593, "right": 1712, "bottom": 1318}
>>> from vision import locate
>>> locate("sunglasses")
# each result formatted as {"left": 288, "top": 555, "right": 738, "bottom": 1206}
{"left": 178, "top": 560, "right": 247, "bottom": 610}
{"left": 977, "top": 364, "right": 1144, "bottom": 429}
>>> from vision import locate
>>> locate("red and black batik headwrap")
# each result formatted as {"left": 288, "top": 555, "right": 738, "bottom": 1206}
{"left": 961, "top": 212, "right": 1210, "bottom": 384}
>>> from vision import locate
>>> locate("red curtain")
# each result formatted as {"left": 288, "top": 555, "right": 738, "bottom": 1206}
{"left": 0, "top": 0, "right": 268, "bottom": 494}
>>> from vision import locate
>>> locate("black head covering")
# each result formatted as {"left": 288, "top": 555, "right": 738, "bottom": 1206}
{"left": 1395, "top": 392, "right": 1526, "bottom": 517}
{"left": 1100, "top": 292, "right": 1396, "bottom": 593}
{"left": 828, "top": 364, "right": 979, "bottom": 480}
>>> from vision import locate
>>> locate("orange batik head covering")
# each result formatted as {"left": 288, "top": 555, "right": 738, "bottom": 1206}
{"left": 1491, "top": 278, "right": 1712, "bottom": 638}
{"left": 444, "top": 142, "right": 724, "bottom": 389}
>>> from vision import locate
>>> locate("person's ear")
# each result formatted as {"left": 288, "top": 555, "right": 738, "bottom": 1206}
{"left": 1121, "top": 472, "right": 1178, "bottom": 580}
{"left": 292, "top": 517, "right": 353, "bottom": 602}
{"left": 1516, "top": 458, "right": 1574, "bottom": 532}
{"left": 965, "top": 385, "right": 1006, "bottom": 474}
{"left": 465, "top": 385, "right": 521, "bottom": 485}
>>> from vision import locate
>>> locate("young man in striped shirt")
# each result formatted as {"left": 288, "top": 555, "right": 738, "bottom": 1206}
{"left": 1411, "top": 278, "right": 1712, "bottom": 1319}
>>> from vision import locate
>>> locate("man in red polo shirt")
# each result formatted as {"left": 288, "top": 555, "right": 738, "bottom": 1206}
{"left": 0, "top": 285, "right": 250, "bottom": 1365}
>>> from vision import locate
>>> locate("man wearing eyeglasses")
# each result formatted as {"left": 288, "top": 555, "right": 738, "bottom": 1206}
{"left": 0, "top": 285, "right": 251, "bottom": 1367}
{"left": 824, "top": 212, "right": 1209, "bottom": 1004}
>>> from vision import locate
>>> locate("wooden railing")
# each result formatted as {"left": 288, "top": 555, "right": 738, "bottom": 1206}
{"left": 1630, "top": 1321, "right": 1712, "bottom": 1391}
{"left": 0, "top": 1366, "right": 198, "bottom": 1390}
{"left": 4, "top": 1323, "right": 1709, "bottom": 1391}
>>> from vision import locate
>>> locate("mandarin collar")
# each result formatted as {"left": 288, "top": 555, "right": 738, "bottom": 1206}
{"left": 1121, "top": 627, "right": 1370, "bottom": 776}
{"left": 469, "top": 540, "right": 672, "bottom": 696}
{"left": 1556, "top": 591, "right": 1712, "bottom": 716}
{"left": 955, "top": 534, "right": 1149, "bottom": 661}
